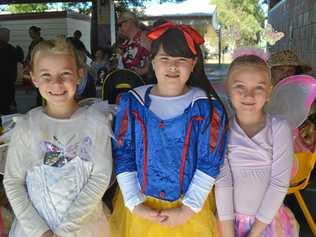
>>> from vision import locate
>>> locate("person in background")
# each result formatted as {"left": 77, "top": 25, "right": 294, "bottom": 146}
{"left": 117, "top": 11, "right": 151, "bottom": 82}
{"left": 76, "top": 49, "right": 97, "bottom": 99}
{"left": 25, "top": 26, "right": 43, "bottom": 65}
{"left": 91, "top": 47, "right": 110, "bottom": 85}
{"left": 25, "top": 26, "right": 44, "bottom": 106}
{"left": 269, "top": 50, "right": 312, "bottom": 86}
{"left": 0, "top": 27, "right": 18, "bottom": 115}
{"left": 67, "top": 30, "right": 93, "bottom": 60}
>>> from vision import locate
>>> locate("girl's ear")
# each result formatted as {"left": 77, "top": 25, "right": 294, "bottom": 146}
{"left": 78, "top": 68, "right": 85, "bottom": 84}
{"left": 151, "top": 59, "right": 156, "bottom": 71}
{"left": 30, "top": 72, "right": 39, "bottom": 88}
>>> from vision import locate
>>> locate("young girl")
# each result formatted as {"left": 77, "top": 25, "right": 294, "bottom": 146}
{"left": 215, "top": 50, "right": 299, "bottom": 237}
{"left": 4, "top": 38, "right": 112, "bottom": 237}
{"left": 110, "top": 22, "right": 227, "bottom": 237}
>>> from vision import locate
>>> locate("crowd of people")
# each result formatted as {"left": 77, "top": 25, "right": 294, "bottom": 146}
{"left": 0, "top": 9, "right": 315, "bottom": 237}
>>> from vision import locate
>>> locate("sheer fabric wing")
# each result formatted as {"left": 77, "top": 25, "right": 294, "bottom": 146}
{"left": 265, "top": 75, "right": 316, "bottom": 128}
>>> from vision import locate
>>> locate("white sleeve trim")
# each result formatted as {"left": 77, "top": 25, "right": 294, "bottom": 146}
{"left": 182, "top": 169, "right": 215, "bottom": 213}
{"left": 117, "top": 171, "right": 145, "bottom": 212}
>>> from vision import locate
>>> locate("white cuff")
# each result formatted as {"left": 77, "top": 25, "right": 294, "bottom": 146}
{"left": 117, "top": 172, "right": 145, "bottom": 212}
{"left": 182, "top": 170, "right": 215, "bottom": 213}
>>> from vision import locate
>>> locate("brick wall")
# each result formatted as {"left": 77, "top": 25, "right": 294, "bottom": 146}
{"left": 268, "top": 0, "right": 316, "bottom": 76}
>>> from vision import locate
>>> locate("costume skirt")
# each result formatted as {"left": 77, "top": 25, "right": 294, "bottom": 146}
{"left": 109, "top": 190, "right": 219, "bottom": 237}
{"left": 235, "top": 206, "right": 299, "bottom": 237}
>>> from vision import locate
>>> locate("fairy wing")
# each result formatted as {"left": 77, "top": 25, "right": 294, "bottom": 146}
{"left": 78, "top": 98, "right": 103, "bottom": 107}
{"left": 265, "top": 75, "right": 316, "bottom": 128}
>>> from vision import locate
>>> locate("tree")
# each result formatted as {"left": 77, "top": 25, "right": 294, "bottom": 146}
{"left": 7, "top": 3, "right": 49, "bottom": 13}
{"left": 60, "top": 2, "right": 92, "bottom": 15}
{"left": 212, "top": 0, "right": 266, "bottom": 48}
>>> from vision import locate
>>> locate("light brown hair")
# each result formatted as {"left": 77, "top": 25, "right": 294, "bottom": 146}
{"left": 227, "top": 55, "right": 271, "bottom": 85}
{"left": 30, "top": 37, "right": 84, "bottom": 73}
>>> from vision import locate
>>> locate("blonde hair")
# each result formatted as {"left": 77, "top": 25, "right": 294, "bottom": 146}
{"left": 30, "top": 37, "right": 84, "bottom": 73}
{"left": 119, "top": 11, "right": 139, "bottom": 26}
{"left": 227, "top": 55, "right": 271, "bottom": 85}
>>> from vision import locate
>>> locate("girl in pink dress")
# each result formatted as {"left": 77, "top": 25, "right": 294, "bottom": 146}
{"left": 215, "top": 49, "right": 299, "bottom": 237}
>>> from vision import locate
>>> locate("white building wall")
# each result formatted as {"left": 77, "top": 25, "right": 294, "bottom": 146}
{"left": 66, "top": 17, "right": 91, "bottom": 52}
{"left": 0, "top": 18, "right": 67, "bottom": 55}
{"left": 0, "top": 15, "right": 91, "bottom": 59}
{"left": 0, "top": 13, "right": 91, "bottom": 82}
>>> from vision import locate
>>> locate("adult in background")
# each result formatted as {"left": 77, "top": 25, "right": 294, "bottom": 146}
{"left": 269, "top": 50, "right": 312, "bottom": 86}
{"left": 25, "top": 26, "right": 43, "bottom": 64}
{"left": 67, "top": 30, "right": 93, "bottom": 60}
{"left": 25, "top": 26, "right": 44, "bottom": 106}
{"left": 117, "top": 11, "right": 151, "bottom": 82}
{"left": 0, "top": 28, "right": 18, "bottom": 115}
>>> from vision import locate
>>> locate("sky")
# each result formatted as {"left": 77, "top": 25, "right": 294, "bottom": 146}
{"left": 144, "top": 0, "right": 215, "bottom": 16}
{"left": 0, "top": 0, "right": 268, "bottom": 16}
{"left": 144, "top": 0, "right": 267, "bottom": 17}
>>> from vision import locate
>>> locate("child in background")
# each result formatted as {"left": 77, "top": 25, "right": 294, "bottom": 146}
{"left": 110, "top": 22, "right": 227, "bottom": 237}
{"left": 76, "top": 50, "right": 97, "bottom": 99}
{"left": 4, "top": 38, "right": 112, "bottom": 237}
{"left": 294, "top": 100, "right": 316, "bottom": 153}
{"left": 91, "top": 47, "right": 110, "bottom": 85}
{"left": 215, "top": 49, "right": 299, "bottom": 237}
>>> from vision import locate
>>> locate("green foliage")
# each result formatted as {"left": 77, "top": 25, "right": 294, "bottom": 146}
{"left": 114, "top": 0, "right": 149, "bottom": 13}
{"left": 60, "top": 3, "right": 92, "bottom": 15}
{"left": 212, "top": 0, "right": 266, "bottom": 48}
{"left": 7, "top": 3, "right": 49, "bottom": 13}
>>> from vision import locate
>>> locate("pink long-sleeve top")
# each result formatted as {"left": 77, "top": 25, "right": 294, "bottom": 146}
{"left": 215, "top": 114, "right": 294, "bottom": 224}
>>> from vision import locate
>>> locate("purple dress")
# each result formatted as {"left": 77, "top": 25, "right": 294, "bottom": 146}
{"left": 215, "top": 114, "right": 299, "bottom": 237}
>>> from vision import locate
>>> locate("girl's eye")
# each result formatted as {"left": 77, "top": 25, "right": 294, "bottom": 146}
{"left": 159, "top": 57, "right": 169, "bottom": 62}
{"left": 61, "top": 72, "right": 73, "bottom": 79}
{"left": 40, "top": 74, "right": 51, "bottom": 80}
{"left": 62, "top": 71, "right": 72, "bottom": 75}
{"left": 234, "top": 84, "right": 244, "bottom": 89}
{"left": 255, "top": 86, "right": 265, "bottom": 91}
{"left": 178, "top": 58, "right": 189, "bottom": 63}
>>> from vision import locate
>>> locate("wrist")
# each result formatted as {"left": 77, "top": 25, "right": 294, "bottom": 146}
{"left": 181, "top": 205, "right": 195, "bottom": 217}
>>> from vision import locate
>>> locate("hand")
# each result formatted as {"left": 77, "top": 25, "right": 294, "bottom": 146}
{"left": 247, "top": 219, "right": 267, "bottom": 237}
{"left": 219, "top": 220, "right": 234, "bottom": 237}
{"left": 133, "top": 203, "right": 166, "bottom": 224}
{"left": 40, "top": 230, "right": 54, "bottom": 237}
{"left": 159, "top": 205, "right": 195, "bottom": 227}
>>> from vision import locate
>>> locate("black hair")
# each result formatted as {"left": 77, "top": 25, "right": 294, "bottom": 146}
{"left": 149, "top": 28, "right": 227, "bottom": 118}
{"left": 295, "top": 66, "right": 304, "bottom": 75}
{"left": 74, "top": 30, "right": 82, "bottom": 37}
{"left": 152, "top": 18, "right": 169, "bottom": 28}
{"left": 29, "top": 26, "right": 41, "bottom": 33}
{"left": 93, "top": 46, "right": 110, "bottom": 58}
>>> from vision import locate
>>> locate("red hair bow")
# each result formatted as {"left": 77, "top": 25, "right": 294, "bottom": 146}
{"left": 147, "top": 22, "right": 204, "bottom": 55}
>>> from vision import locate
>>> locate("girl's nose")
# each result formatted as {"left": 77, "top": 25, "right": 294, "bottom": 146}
{"left": 50, "top": 77, "right": 63, "bottom": 85}
{"left": 244, "top": 89, "right": 255, "bottom": 98}
{"left": 168, "top": 61, "right": 178, "bottom": 71}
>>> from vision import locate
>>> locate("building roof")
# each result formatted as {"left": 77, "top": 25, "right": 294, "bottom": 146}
{"left": 144, "top": 0, "right": 216, "bottom": 17}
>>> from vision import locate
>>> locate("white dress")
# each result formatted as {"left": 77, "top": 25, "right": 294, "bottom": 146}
{"left": 4, "top": 106, "right": 113, "bottom": 237}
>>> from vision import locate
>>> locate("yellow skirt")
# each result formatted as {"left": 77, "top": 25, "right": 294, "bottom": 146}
{"left": 109, "top": 190, "right": 219, "bottom": 237}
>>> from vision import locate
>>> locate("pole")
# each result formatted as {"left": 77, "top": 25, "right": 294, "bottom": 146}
{"left": 218, "top": 26, "right": 221, "bottom": 65}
